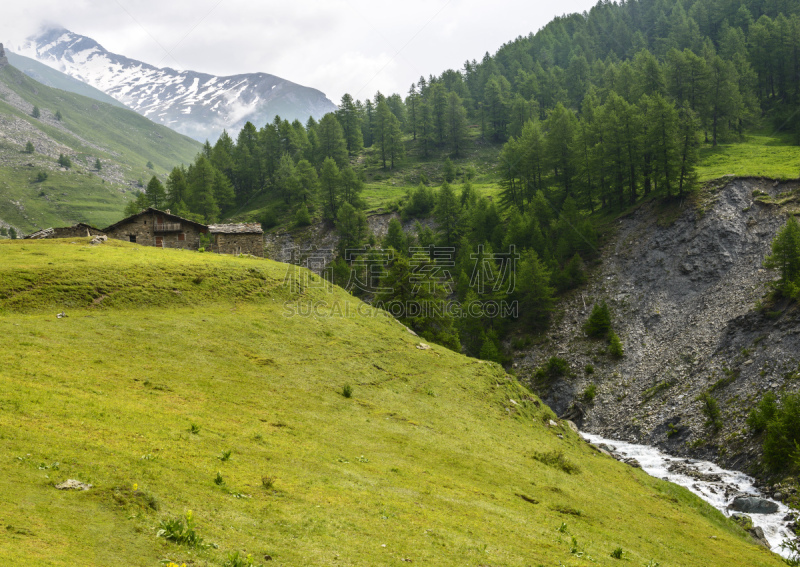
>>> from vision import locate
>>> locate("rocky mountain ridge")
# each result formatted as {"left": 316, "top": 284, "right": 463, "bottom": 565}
{"left": 17, "top": 27, "right": 337, "bottom": 142}
{"left": 522, "top": 178, "right": 800, "bottom": 477}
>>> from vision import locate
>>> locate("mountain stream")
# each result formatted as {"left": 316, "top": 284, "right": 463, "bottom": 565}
{"left": 582, "top": 433, "right": 796, "bottom": 559}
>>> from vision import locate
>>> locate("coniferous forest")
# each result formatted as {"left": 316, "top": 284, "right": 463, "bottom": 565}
{"left": 132, "top": 0, "right": 800, "bottom": 358}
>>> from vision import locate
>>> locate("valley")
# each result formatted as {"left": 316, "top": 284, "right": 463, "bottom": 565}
{"left": 3, "top": 0, "right": 800, "bottom": 564}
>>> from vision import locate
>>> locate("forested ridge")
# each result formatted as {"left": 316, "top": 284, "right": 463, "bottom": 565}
{"left": 132, "top": 0, "right": 800, "bottom": 359}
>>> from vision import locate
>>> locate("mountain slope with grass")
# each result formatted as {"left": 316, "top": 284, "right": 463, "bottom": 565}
{"left": 0, "top": 55, "right": 202, "bottom": 235}
{"left": 5, "top": 50, "right": 126, "bottom": 108}
{"left": 0, "top": 238, "right": 786, "bottom": 566}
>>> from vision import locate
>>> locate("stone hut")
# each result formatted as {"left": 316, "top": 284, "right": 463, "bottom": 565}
{"left": 208, "top": 223, "right": 264, "bottom": 257}
{"left": 26, "top": 223, "right": 106, "bottom": 239}
{"left": 103, "top": 208, "right": 208, "bottom": 250}
{"left": 25, "top": 228, "right": 55, "bottom": 239}
{"left": 53, "top": 223, "right": 106, "bottom": 238}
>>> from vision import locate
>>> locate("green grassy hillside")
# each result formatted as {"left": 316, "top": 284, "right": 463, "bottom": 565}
{"left": 0, "top": 64, "right": 202, "bottom": 234}
{"left": 0, "top": 238, "right": 784, "bottom": 566}
{"left": 5, "top": 51, "right": 126, "bottom": 109}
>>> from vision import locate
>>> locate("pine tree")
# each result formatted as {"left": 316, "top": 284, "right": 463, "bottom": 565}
{"left": 187, "top": 157, "right": 220, "bottom": 222}
{"left": 339, "top": 166, "right": 364, "bottom": 207}
{"left": 645, "top": 94, "right": 679, "bottom": 196}
{"left": 430, "top": 83, "right": 448, "bottom": 146}
{"left": 319, "top": 157, "right": 341, "bottom": 219}
{"left": 417, "top": 97, "right": 434, "bottom": 158}
{"left": 288, "top": 120, "right": 311, "bottom": 161}
{"left": 386, "top": 94, "right": 407, "bottom": 129}
{"left": 212, "top": 168, "right": 235, "bottom": 211}
{"left": 442, "top": 158, "right": 456, "bottom": 183}
{"left": 275, "top": 153, "right": 297, "bottom": 204}
{"left": 336, "top": 201, "right": 368, "bottom": 253}
{"left": 405, "top": 84, "right": 419, "bottom": 141}
{"left": 31, "top": 106, "right": 40, "bottom": 119}
{"left": 294, "top": 159, "right": 318, "bottom": 205}
{"left": 508, "top": 94, "right": 538, "bottom": 139}
{"left": 544, "top": 103, "right": 579, "bottom": 200}
{"left": 316, "top": 114, "right": 348, "bottom": 166}
{"left": 337, "top": 94, "right": 363, "bottom": 155}
{"left": 608, "top": 331, "right": 624, "bottom": 358}
{"left": 166, "top": 166, "right": 189, "bottom": 206}
{"left": 387, "top": 113, "right": 405, "bottom": 169}
{"left": 234, "top": 122, "right": 262, "bottom": 203}
{"left": 125, "top": 191, "right": 150, "bottom": 216}
{"left": 373, "top": 101, "right": 395, "bottom": 170}
{"left": 584, "top": 301, "right": 612, "bottom": 338}
{"left": 384, "top": 218, "right": 407, "bottom": 253}
{"left": 764, "top": 216, "right": 800, "bottom": 299}
{"left": 145, "top": 176, "right": 167, "bottom": 209}
{"left": 434, "top": 182, "right": 462, "bottom": 247}
{"left": 295, "top": 203, "right": 312, "bottom": 226}
{"left": 95, "top": 158, "right": 102, "bottom": 171}
{"left": 24, "top": 141, "right": 34, "bottom": 154}
{"left": 703, "top": 55, "right": 741, "bottom": 146}
{"left": 498, "top": 135, "right": 524, "bottom": 211}
{"left": 445, "top": 92, "right": 469, "bottom": 157}
{"left": 484, "top": 76, "right": 509, "bottom": 142}
{"left": 514, "top": 249, "right": 554, "bottom": 330}
{"left": 362, "top": 99, "right": 374, "bottom": 147}
{"left": 676, "top": 103, "right": 700, "bottom": 196}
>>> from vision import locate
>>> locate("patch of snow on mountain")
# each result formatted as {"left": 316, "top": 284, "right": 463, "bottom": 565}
{"left": 18, "top": 27, "right": 337, "bottom": 141}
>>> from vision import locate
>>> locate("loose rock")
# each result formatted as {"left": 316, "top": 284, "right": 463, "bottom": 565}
{"left": 55, "top": 479, "right": 92, "bottom": 491}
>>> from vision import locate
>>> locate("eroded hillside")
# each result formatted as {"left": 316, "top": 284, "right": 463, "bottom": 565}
{"left": 524, "top": 178, "right": 800, "bottom": 475}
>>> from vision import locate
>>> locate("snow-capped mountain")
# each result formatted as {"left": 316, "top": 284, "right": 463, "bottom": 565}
{"left": 18, "top": 27, "right": 337, "bottom": 142}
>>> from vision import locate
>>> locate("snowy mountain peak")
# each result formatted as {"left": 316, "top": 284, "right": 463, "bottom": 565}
{"left": 18, "top": 27, "right": 337, "bottom": 142}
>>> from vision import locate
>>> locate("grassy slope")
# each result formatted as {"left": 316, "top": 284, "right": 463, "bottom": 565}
{"left": 5, "top": 51, "right": 126, "bottom": 109}
{"left": 697, "top": 130, "right": 800, "bottom": 182}
{"left": 0, "top": 64, "right": 202, "bottom": 233}
{"left": 0, "top": 238, "right": 784, "bottom": 566}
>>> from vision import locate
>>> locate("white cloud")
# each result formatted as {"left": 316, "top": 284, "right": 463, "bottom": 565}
{"left": 1, "top": 0, "right": 598, "bottom": 102}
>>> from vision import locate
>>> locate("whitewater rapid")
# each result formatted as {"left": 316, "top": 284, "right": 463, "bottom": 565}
{"left": 582, "top": 433, "right": 795, "bottom": 558}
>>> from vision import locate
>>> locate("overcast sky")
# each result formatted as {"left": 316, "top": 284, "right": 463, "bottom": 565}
{"left": 2, "top": 0, "right": 598, "bottom": 103}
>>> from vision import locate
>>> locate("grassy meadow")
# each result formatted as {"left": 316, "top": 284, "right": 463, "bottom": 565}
{"left": 0, "top": 238, "right": 786, "bottom": 566}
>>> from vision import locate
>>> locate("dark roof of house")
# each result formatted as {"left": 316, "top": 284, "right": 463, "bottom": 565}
{"left": 103, "top": 208, "right": 208, "bottom": 232}
{"left": 25, "top": 227, "right": 54, "bottom": 239}
{"left": 70, "top": 223, "right": 104, "bottom": 230}
{"left": 208, "top": 223, "right": 264, "bottom": 234}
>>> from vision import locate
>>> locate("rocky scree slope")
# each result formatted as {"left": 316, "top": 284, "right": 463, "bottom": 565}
{"left": 18, "top": 27, "right": 337, "bottom": 142}
{"left": 520, "top": 178, "right": 800, "bottom": 476}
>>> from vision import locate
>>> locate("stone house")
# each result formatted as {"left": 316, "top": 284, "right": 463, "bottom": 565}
{"left": 26, "top": 223, "right": 106, "bottom": 239}
{"left": 208, "top": 223, "right": 264, "bottom": 257}
{"left": 103, "top": 208, "right": 208, "bottom": 250}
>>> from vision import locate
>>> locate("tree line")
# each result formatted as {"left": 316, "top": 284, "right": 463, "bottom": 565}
{"left": 132, "top": 0, "right": 800, "bottom": 360}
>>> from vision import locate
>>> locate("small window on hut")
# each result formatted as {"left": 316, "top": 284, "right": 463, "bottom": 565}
{"left": 129, "top": 235, "right": 137, "bottom": 243}
{"left": 178, "top": 233, "right": 185, "bottom": 241}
